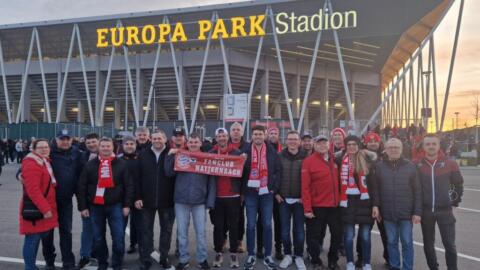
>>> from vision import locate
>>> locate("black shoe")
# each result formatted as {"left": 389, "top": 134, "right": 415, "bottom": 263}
{"left": 160, "top": 258, "right": 173, "bottom": 270}
{"left": 355, "top": 259, "right": 363, "bottom": 268}
{"left": 256, "top": 251, "right": 265, "bottom": 259}
{"left": 199, "top": 260, "right": 210, "bottom": 270}
{"left": 337, "top": 248, "right": 345, "bottom": 257}
{"left": 263, "top": 256, "right": 277, "bottom": 270}
{"left": 176, "top": 262, "right": 190, "bottom": 270}
{"left": 274, "top": 252, "right": 284, "bottom": 261}
{"left": 328, "top": 262, "right": 339, "bottom": 270}
{"left": 244, "top": 256, "right": 256, "bottom": 270}
{"left": 44, "top": 265, "right": 57, "bottom": 270}
{"left": 139, "top": 262, "right": 152, "bottom": 270}
{"left": 127, "top": 244, "right": 137, "bottom": 254}
{"left": 77, "top": 257, "right": 91, "bottom": 269}
{"left": 62, "top": 266, "right": 79, "bottom": 270}
{"left": 175, "top": 249, "right": 180, "bottom": 258}
{"left": 97, "top": 267, "right": 108, "bottom": 270}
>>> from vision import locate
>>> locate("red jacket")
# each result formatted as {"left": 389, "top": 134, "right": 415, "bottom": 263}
{"left": 301, "top": 152, "right": 339, "bottom": 213}
{"left": 19, "top": 153, "right": 58, "bottom": 235}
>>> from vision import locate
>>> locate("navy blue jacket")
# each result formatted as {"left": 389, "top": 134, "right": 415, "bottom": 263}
{"left": 50, "top": 144, "right": 85, "bottom": 199}
{"left": 241, "top": 142, "right": 282, "bottom": 196}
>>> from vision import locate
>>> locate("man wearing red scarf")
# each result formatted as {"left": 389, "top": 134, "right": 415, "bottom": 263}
{"left": 242, "top": 125, "right": 282, "bottom": 270}
{"left": 209, "top": 128, "right": 245, "bottom": 268}
{"left": 77, "top": 138, "right": 134, "bottom": 270}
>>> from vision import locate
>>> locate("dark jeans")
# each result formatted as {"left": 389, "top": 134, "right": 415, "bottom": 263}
{"left": 421, "top": 209, "right": 457, "bottom": 270}
{"left": 245, "top": 192, "right": 274, "bottom": 257}
{"left": 384, "top": 220, "right": 414, "bottom": 270}
{"left": 80, "top": 216, "right": 94, "bottom": 258}
{"left": 23, "top": 230, "right": 56, "bottom": 270}
{"left": 357, "top": 220, "right": 389, "bottom": 263}
{"left": 56, "top": 197, "right": 75, "bottom": 267}
{"left": 124, "top": 208, "right": 142, "bottom": 248}
{"left": 278, "top": 201, "right": 305, "bottom": 257}
{"left": 140, "top": 207, "right": 175, "bottom": 264}
{"left": 306, "top": 207, "right": 341, "bottom": 264}
{"left": 91, "top": 203, "right": 125, "bottom": 269}
{"left": 344, "top": 223, "right": 371, "bottom": 265}
{"left": 213, "top": 197, "right": 241, "bottom": 253}
{"left": 238, "top": 202, "right": 245, "bottom": 242}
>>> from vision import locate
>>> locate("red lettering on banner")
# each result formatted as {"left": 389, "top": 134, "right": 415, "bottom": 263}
{"left": 174, "top": 150, "right": 246, "bottom": 178}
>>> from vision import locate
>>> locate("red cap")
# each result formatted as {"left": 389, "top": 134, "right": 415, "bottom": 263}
{"left": 364, "top": 132, "right": 381, "bottom": 144}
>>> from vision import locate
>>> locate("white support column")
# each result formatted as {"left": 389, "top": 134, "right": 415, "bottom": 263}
{"left": 215, "top": 12, "right": 233, "bottom": 95}
{"left": 135, "top": 54, "right": 144, "bottom": 123}
{"left": 268, "top": 5, "right": 294, "bottom": 129}
{"left": 16, "top": 29, "right": 35, "bottom": 123}
{"left": 292, "top": 74, "right": 300, "bottom": 118}
{"left": 33, "top": 28, "right": 52, "bottom": 123}
{"left": 95, "top": 55, "right": 105, "bottom": 126}
{"left": 57, "top": 62, "right": 67, "bottom": 122}
{"left": 260, "top": 68, "right": 269, "bottom": 119}
{"left": 351, "top": 72, "right": 356, "bottom": 121}
{"left": 0, "top": 37, "right": 12, "bottom": 123}
{"left": 323, "top": 78, "right": 330, "bottom": 129}
{"left": 328, "top": 0, "right": 354, "bottom": 121}
{"left": 430, "top": 36, "right": 440, "bottom": 132}
{"left": 21, "top": 73, "right": 31, "bottom": 122}
{"left": 114, "top": 100, "right": 121, "bottom": 129}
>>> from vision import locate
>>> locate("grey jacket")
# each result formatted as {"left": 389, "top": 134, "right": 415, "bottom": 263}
{"left": 165, "top": 153, "right": 216, "bottom": 209}
{"left": 372, "top": 157, "right": 422, "bottom": 222}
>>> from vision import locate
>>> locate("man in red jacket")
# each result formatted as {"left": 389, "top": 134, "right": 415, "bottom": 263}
{"left": 301, "top": 135, "right": 341, "bottom": 270}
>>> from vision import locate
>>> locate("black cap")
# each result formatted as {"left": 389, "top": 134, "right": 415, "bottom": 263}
{"left": 56, "top": 129, "right": 71, "bottom": 139}
{"left": 302, "top": 133, "right": 313, "bottom": 139}
{"left": 314, "top": 135, "right": 329, "bottom": 142}
{"left": 173, "top": 127, "right": 186, "bottom": 136}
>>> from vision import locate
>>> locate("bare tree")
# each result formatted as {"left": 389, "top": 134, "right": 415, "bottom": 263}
{"left": 471, "top": 94, "right": 480, "bottom": 127}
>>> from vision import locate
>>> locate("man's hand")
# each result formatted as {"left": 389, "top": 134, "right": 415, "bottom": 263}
{"left": 412, "top": 215, "right": 421, "bottom": 224}
{"left": 43, "top": 211, "right": 53, "bottom": 219}
{"left": 81, "top": 209, "right": 90, "bottom": 218}
{"left": 304, "top": 212, "right": 315, "bottom": 219}
{"left": 168, "top": 148, "right": 180, "bottom": 155}
{"left": 275, "top": 194, "right": 284, "bottom": 203}
{"left": 240, "top": 153, "right": 247, "bottom": 159}
{"left": 123, "top": 207, "right": 130, "bottom": 217}
{"left": 135, "top": 200, "right": 143, "bottom": 210}
{"left": 372, "top": 206, "right": 381, "bottom": 222}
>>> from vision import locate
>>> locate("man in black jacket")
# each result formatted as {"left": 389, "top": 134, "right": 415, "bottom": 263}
{"left": 78, "top": 137, "right": 134, "bottom": 270}
{"left": 118, "top": 135, "right": 142, "bottom": 254}
{"left": 415, "top": 134, "right": 464, "bottom": 270}
{"left": 372, "top": 138, "right": 422, "bottom": 270}
{"left": 242, "top": 125, "right": 282, "bottom": 270}
{"left": 135, "top": 126, "right": 152, "bottom": 153}
{"left": 135, "top": 130, "right": 175, "bottom": 270}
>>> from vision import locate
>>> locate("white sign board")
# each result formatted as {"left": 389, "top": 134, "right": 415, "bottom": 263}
{"left": 224, "top": 94, "right": 248, "bottom": 122}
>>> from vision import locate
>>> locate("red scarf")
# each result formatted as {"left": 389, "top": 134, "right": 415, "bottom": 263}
{"left": 94, "top": 155, "right": 115, "bottom": 205}
{"left": 339, "top": 153, "right": 369, "bottom": 207}
{"left": 248, "top": 143, "right": 269, "bottom": 194}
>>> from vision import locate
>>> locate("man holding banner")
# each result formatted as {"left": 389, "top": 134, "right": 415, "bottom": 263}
{"left": 165, "top": 133, "right": 216, "bottom": 270}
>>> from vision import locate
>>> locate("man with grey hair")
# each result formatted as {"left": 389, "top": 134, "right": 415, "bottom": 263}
{"left": 135, "top": 126, "right": 151, "bottom": 153}
{"left": 372, "top": 138, "right": 422, "bottom": 270}
{"left": 136, "top": 129, "right": 175, "bottom": 270}
{"left": 229, "top": 122, "right": 247, "bottom": 151}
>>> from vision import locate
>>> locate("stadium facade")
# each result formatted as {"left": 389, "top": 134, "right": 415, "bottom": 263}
{"left": 0, "top": 0, "right": 464, "bottom": 138}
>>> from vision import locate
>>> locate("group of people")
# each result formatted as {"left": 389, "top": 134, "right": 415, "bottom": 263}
{"left": 17, "top": 122, "right": 464, "bottom": 270}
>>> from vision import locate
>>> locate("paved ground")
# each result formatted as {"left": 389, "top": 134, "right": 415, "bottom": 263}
{"left": 1, "top": 163, "right": 479, "bottom": 269}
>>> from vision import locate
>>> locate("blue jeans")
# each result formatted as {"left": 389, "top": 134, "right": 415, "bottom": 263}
{"left": 384, "top": 220, "right": 414, "bottom": 270}
{"left": 91, "top": 203, "right": 125, "bottom": 269}
{"left": 175, "top": 203, "right": 207, "bottom": 264}
{"left": 344, "top": 223, "right": 372, "bottom": 265}
{"left": 80, "top": 216, "right": 94, "bottom": 258}
{"left": 56, "top": 197, "right": 75, "bottom": 267}
{"left": 278, "top": 201, "right": 305, "bottom": 257}
{"left": 23, "top": 230, "right": 55, "bottom": 270}
{"left": 245, "top": 192, "right": 274, "bottom": 257}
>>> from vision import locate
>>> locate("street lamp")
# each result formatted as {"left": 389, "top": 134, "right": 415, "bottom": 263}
{"left": 454, "top": 112, "right": 460, "bottom": 130}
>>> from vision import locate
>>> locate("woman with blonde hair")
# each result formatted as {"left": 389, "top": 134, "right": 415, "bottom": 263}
{"left": 335, "top": 135, "right": 377, "bottom": 270}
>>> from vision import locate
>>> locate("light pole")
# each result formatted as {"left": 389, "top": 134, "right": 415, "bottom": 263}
{"left": 454, "top": 112, "right": 460, "bottom": 130}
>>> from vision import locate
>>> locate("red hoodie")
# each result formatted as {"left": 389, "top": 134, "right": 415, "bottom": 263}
{"left": 301, "top": 152, "right": 339, "bottom": 213}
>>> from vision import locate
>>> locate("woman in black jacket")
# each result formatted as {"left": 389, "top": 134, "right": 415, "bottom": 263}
{"left": 336, "top": 136, "right": 376, "bottom": 270}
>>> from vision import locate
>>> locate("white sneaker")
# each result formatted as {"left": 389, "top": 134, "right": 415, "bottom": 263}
{"left": 279, "top": 255, "right": 292, "bottom": 269}
{"left": 362, "top": 264, "right": 372, "bottom": 270}
{"left": 294, "top": 257, "right": 306, "bottom": 270}
{"left": 346, "top": 262, "right": 355, "bottom": 270}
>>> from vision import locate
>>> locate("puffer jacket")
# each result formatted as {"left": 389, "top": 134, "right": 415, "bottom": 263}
{"left": 277, "top": 148, "right": 307, "bottom": 199}
{"left": 165, "top": 152, "right": 216, "bottom": 209}
{"left": 49, "top": 144, "right": 85, "bottom": 199}
{"left": 373, "top": 157, "right": 423, "bottom": 222}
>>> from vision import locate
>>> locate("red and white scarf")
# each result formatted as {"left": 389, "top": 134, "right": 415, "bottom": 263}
{"left": 42, "top": 157, "right": 57, "bottom": 185}
{"left": 340, "top": 153, "right": 369, "bottom": 207}
{"left": 248, "top": 143, "right": 269, "bottom": 195}
{"left": 94, "top": 154, "right": 116, "bottom": 205}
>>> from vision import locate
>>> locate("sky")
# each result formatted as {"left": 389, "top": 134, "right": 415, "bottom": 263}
{"left": 0, "top": 0, "right": 477, "bottom": 131}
